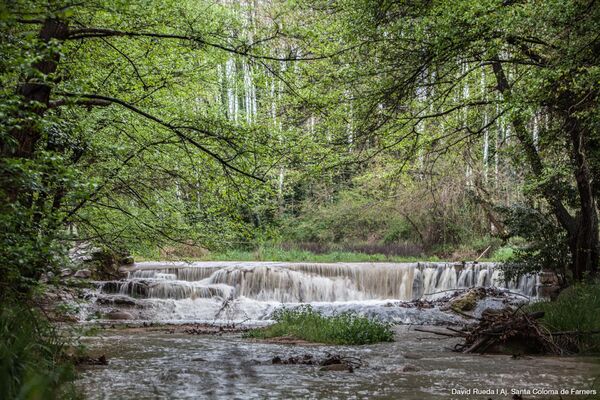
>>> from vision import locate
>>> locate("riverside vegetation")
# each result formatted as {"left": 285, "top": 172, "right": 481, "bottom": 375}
{"left": 244, "top": 306, "right": 395, "bottom": 345}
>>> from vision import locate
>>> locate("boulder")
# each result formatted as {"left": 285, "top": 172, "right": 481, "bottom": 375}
{"left": 450, "top": 288, "right": 486, "bottom": 312}
{"left": 104, "top": 310, "right": 134, "bottom": 320}
{"left": 96, "top": 295, "right": 136, "bottom": 306}
{"left": 120, "top": 255, "right": 135, "bottom": 265}
{"left": 60, "top": 268, "right": 73, "bottom": 277}
{"left": 73, "top": 269, "right": 91, "bottom": 279}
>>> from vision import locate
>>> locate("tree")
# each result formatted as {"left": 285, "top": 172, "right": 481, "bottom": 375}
{"left": 303, "top": 0, "right": 599, "bottom": 280}
{"left": 0, "top": 0, "right": 315, "bottom": 295}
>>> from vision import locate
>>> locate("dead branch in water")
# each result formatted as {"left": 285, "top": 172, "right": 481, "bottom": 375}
{"left": 415, "top": 307, "right": 591, "bottom": 355}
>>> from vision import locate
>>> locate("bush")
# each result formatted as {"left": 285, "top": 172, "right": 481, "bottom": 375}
{"left": 244, "top": 305, "right": 395, "bottom": 345}
{"left": 0, "top": 304, "right": 79, "bottom": 400}
{"left": 527, "top": 283, "right": 600, "bottom": 353}
{"left": 499, "top": 205, "right": 571, "bottom": 281}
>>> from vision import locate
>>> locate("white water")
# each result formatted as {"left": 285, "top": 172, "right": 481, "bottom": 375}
{"left": 85, "top": 262, "right": 537, "bottom": 323}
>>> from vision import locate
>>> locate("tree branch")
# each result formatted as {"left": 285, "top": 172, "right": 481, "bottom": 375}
{"left": 48, "top": 98, "right": 112, "bottom": 108}
{"left": 57, "top": 92, "right": 266, "bottom": 182}
{"left": 66, "top": 27, "right": 340, "bottom": 62}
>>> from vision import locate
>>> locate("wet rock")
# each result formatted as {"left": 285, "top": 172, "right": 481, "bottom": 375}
{"left": 75, "top": 354, "right": 108, "bottom": 366}
{"left": 403, "top": 352, "right": 423, "bottom": 360}
{"left": 96, "top": 295, "right": 136, "bottom": 306}
{"left": 104, "top": 310, "right": 134, "bottom": 320}
{"left": 400, "top": 364, "right": 420, "bottom": 372}
{"left": 450, "top": 288, "right": 487, "bottom": 312}
{"left": 272, "top": 354, "right": 315, "bottom": 365}
{"left": 74, "top": 269, "right": 91, "bottom": 279}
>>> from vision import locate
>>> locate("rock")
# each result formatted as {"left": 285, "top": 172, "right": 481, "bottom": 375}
{"left": 60, "top": 268, "right": 73, "bottom": 277}
{"left": 120, "top": 255, "right": 135, "bottom": 265}
{"left": 96, "top": 295, "right": 136, "bottom": 306}
{"left": 400, "top": 364, "right": 420, "bottom": 372}
{"left": 104, "top": 310, "right": 134, "bottom": 320}
{"left": 73, "top": 269, "right": 91, "bottom": 279}
{"left": 539, "top": 271, "right": 559, "bottom": 286}
{"left": 451, "top": 288, "right": 486, "bottom": 312}
{"left": 403, "top": 352, "right": 423, "bottom": 360}
{"left": 319, "top": 363, "right": 353, "bottom": 372}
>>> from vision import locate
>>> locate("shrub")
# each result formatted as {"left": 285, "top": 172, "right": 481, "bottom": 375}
{"left": 499, "top": 205, "right": 571, "bottom": 281}
{"left": 0, "top": 304, "right": 79, "bottom": 399}
{"left": 244, "top": 305, "right": 394, "bottom": 345}
{"left": 527, "top": 283, "right": 600, "bottom": 353}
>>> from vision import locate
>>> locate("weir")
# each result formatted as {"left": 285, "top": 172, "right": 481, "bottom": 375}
{"left": 115, "top": 261, "right": 537, "bottom": 301}
{"left": 85, "top": 261, "right": 538, "bottom": 323}
{"left": 80, "top": 262, "right": 539, "bottom": 324}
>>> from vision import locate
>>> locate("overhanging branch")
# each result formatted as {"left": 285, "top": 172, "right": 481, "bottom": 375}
{"left": 66, "top": 27, "right": 338, "bottom": 62}
{"left": 57, "top": 92, "right": 265, "bottom": 182}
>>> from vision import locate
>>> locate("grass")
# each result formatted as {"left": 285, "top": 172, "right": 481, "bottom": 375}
{"left": 136, "top": 244, "right": 443, "bottom": 263}
{"left": 244, "top": 306, "right": 395, "bottom": 345}
{"left": 135, "top": 242, "right": 519, "bottom": 263}
{"left": 0, "top": 304, "right": 80, "bottom": 399}
{"left": 488, "top": 246, "right": 515, "bottom": 262}
{"left": 527, "top": 282, "right": 600, "bottom": 353}
{"left": 205, "top": 247, "right": 429, "bottom": 262}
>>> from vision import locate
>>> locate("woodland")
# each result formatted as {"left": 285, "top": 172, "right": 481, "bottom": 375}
{"left": 0, "top": 0, "right": 599, "bottom": 398}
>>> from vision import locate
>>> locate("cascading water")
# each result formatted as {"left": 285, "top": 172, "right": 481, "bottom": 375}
{"left": 85, "top": 261, "right": 537, "bottom": 324}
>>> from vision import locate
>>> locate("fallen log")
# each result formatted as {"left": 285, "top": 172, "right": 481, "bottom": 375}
{"left": 414, "top": 327, "right": 458, "bottom": 337}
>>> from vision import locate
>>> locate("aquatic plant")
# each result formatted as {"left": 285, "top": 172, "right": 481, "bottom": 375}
{"left": 244, "top": 305, "right": 394, "bottom": 345}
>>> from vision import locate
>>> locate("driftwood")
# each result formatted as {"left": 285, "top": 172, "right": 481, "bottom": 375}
{"left": 414, "top": 327, "right": 459, "bottom": 337}
{"left": 415, "top": 307, "right": 588, "bottom": 355}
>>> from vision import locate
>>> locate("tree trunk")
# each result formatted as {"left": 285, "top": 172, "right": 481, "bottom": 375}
{"left": 492, "top": 61, "right": 599, "bottom": 280}
{"left": 566, "top": 115, "right": 599, "bottom": 279}
{"left": 14, "top": 18, "right": 69, "bottom": 156}
{"left": 2, "top": 18, "right": 69, "bottom": 202}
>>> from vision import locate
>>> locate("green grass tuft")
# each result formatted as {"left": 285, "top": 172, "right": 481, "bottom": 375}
{"left": 527, "top": 282, "right": 600, "bottom": 353}
{"left": 0, "top": 304, "right": 80, "bottom": 399}
{"left": 244, "top": 306, "right": 395, "bottom": 345}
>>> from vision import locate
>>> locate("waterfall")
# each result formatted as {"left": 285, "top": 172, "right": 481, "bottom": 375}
{"left": 88, "top": 261, "right": 538, "bottom": 323}
{"left": 106, "top": 261, "right": 536, "bottom": 302}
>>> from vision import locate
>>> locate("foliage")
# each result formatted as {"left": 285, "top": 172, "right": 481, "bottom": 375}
{"left": 284, "top": 0, "right": 600, "bottom": 279}
{"left": 244, "top": 305, "right": 394, "bottom": 345}
{"left": 527, "top": 283, "right": 600, "bottom": 353}
{"left": 192, "top": 244, "right": 434, "bottom": 262}
{"left": 0, "top": 304, "right": 79, "bottom": 400}
{"left": 500, "top": 205, "right": 571, "bottom": 280}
